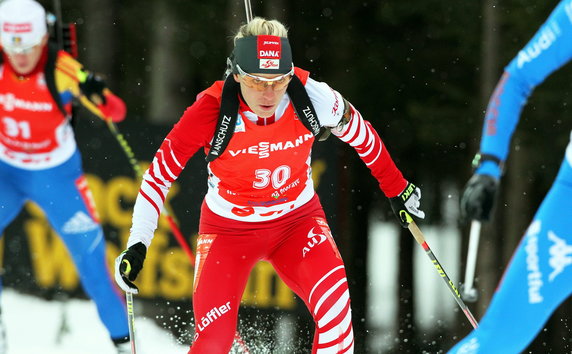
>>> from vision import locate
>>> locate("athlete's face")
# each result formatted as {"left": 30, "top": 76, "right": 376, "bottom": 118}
{"left": 2, "top": 35, "right": 48, "bottom": 75}
{"left": 234, "top": 72, "right": 290, "bottom": 118}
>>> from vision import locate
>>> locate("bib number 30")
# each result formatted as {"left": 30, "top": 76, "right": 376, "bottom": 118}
{"left": 253, "top": 165, "right": 291, "bottom": 189}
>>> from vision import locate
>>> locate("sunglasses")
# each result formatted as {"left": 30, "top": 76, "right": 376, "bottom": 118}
{"left": 236, "top": 64, "right": 294, "bottom": 91}
{"left": 3, "top": 44, "right": 39, "bottom": 55}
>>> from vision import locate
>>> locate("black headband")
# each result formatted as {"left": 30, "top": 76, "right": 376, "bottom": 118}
{"left": 231, "top": 35, "right": 293, "bottom": 75}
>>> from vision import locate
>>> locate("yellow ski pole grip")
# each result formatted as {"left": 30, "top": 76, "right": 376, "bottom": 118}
{"left": 399, "top": 210, "right": 413, "bottom": 225}
{"left": 122, "top": 259, "right": 132, "bottom": 276}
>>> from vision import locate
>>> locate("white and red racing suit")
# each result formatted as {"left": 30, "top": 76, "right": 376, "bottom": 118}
{"left": 128, "top": 67, "right": 408, "bottom": 353}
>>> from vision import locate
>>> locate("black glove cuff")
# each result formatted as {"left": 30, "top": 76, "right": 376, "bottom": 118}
{"left": 471, "top": 152, "right": 504, "bottom": 173}
{"left": 79, "top": 72, "right": 107, "bottom": 104}
{"left": 460, "top": 174, "right": 499, "bottom": 222}
{"left": 389, "top": 197, "right": 409, "bottom": 228}
{"left": 130, "top": 242, "right": 147, "bottom": 259}
{"left": 123, "top": 242, "right": 147, "bottom": 280}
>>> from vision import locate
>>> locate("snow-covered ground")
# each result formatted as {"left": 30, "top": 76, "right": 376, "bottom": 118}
{"left": 2, "top": 288, "right": 190, "bottom": 354}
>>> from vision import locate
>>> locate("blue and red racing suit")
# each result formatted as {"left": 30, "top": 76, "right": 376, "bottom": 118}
{"left": 449, "top": 0, "right": 572, "bottom": 352}
{"left": 0, "top": 46, "right": 129, "bottom": 343}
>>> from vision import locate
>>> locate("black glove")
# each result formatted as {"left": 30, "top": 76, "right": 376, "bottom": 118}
{"left": 460, "top": 174, "right": 499, "bottom": 222}
{"left": 389, "top": 182, "right": 425, "bottom": 227}
{"left": 114, "top": 242, "right": 147, "bottom": 293}
{"left": 79, "top": 71, "right": 107, "bottom": 105}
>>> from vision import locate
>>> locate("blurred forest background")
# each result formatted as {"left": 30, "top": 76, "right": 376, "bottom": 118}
{"left": 4, "top": 0, "right": 572, "bottom": 352}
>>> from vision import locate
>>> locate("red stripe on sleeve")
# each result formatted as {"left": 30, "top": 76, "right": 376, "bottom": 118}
{"left": 139, "top": 189, "right": 161, "bottom": 216}
{"left": 146, "top": 179, "right": 166, "bottom": 203}
{"left": 160, "top": 141, "right": 184, "bottom": 175}
{"left": 154, "top": 150, "right": 175, "bottom": 183}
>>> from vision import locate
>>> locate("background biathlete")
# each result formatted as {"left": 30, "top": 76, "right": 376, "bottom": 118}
{"left": 0, "top": 0, "right": 130, "bottom": 352}
{"left": 451, "top": 0, "right": 572, "bottom": 352}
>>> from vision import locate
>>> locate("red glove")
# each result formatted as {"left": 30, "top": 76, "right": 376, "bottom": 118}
{"left": 98, "top": 92, "right": 126, "bottom": 122}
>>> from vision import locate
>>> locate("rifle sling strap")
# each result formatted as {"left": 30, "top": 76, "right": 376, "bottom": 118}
{"left": 205, "top": 74, "right": 320, "bottom": 162}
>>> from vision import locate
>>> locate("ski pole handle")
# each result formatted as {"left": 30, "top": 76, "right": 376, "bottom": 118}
{"left": 407, "top": 221, "right": 479, "bottom": 329}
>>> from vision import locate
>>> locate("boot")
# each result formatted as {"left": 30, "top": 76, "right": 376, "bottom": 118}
{"left": 115, "top": 340, "right": 131, "bottom": 354}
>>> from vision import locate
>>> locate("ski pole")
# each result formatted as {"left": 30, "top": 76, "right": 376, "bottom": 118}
{"left": 244, "top": 0, "right": 253, "bottom": 22}
{"left": 51, "top": 0, "right": 64, "bottom": 50}
{"left": 104, "top": 119, "right": 196, "bottom": 266}
{"left": 461, "top": 220, "right": 481, "bottom": 302}
{"left": 407, "top": 221, "right": 479, "bottom": 329}
{"left": 125, "top": 291, "right": 137, "bottom": 354}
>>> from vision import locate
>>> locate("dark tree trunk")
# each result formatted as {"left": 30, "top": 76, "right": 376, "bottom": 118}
{"left": 473, "top": 0, "right": 502, "bottom": 320}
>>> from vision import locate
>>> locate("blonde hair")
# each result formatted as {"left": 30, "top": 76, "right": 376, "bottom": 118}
{"left": 233, "top": 17, "right": 288, "bottom": 44}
